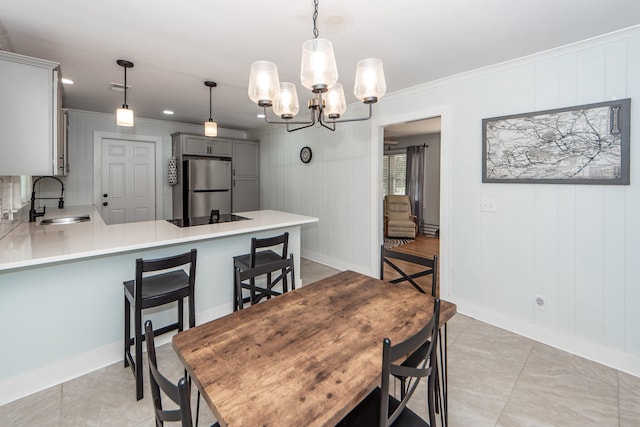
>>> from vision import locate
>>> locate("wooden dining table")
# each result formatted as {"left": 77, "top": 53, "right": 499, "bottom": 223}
{"left": 173, "top": 270, "right": 456, "bottom": 427}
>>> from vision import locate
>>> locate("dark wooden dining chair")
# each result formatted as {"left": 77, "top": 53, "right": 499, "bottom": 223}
{"left": 380, "top": 245, "right": 438, "bottom": 296}
{"left": 337, "top": 299, "right": 441, "bottom": 427}
{"left": 381, "top": 244, "right": 444, "bottom": 422}
{"left": 124, "top": 249, "right": 197, "bottom": 400}
{"left": 233, "top": 232, "right": 292, "bottom": 311}
{"left": 234, "top": 254, "right": 295, "bottom": 310}
{"left": 145, "top": 320, "right": 220, "bottom": 427}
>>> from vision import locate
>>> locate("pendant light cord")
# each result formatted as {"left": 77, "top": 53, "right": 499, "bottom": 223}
{"left": 312, "top": 0, "right": 319, "bottom": 39}
{"left": 123, "top": 66, "right": 128, "bottom": 108}
{"left": 209, "top": 85, "right": 213, "bottom": 121}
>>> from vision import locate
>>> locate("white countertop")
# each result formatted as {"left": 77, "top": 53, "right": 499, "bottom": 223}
{"left": 0, "top": 206, "right": 318, "bottom": 272}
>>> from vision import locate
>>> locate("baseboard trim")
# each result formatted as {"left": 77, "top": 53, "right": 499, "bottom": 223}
{"left": 0, "top": 302, "right": 233, "bottom": 406}
{"left": 451, "top": 297, "right": 640, "bottom": 378}
{"left": 301, "top": 249, "right": 371, "bottom": 276}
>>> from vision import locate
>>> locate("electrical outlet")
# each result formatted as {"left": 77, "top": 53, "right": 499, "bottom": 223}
{"left": 481, "top": 198, "right": 497, "bottom": 212}
{"left": 535, "top": 294, "right": 546, "bottom": 311}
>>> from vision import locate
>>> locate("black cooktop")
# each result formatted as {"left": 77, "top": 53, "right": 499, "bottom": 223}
{"left": 167, "top": 214, "right": 251, "bottom": 228}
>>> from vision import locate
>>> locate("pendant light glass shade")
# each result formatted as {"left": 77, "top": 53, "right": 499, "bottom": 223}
{"left": 324, "top": 83, "right": 346, "bottom": 118}
{"left": 273, "top": 82, "right": 300, "bottom": 119}
{"left": 116, "top": 59, "right": 134, "bottom": 127}
{"left": 300, "top": 38, "right": 338, "bottom": 92}
{"left": 353, "top": 58, "right": 386, "bottom": 102}
{"left": 248, "top": 61, "right": 280, "bottom": 106}
{"left": 116, "top": 107, "right": 134, "bottom": 127}
{"left": 204, "top": 120, "right": 217, "bottom": 137}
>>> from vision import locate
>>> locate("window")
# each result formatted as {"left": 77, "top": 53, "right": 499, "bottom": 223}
{"left": 383, "top": 152, "right": 406, "bottom": 196}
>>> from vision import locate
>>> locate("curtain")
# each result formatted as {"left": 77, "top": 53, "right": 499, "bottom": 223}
{"left": 406, "top": 145, "right": 425, "bottom": 233}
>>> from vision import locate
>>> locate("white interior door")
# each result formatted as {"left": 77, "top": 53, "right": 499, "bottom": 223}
{"left": 100, "top": 138, "right": 155, "bottom": 224}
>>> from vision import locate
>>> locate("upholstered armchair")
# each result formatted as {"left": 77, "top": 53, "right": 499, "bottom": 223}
{"left": 384, "top": 195, "right": 418, "bottom": 238}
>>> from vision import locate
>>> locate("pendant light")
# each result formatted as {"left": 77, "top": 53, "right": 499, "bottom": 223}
{"left": 204, "top": 81, "right": 218, "bottom": 137}
{"left": 248, "top": 0, "right": 386, "bottom": 132}
{"left": 116, "top": 59, "right": 134, "bottom": 127}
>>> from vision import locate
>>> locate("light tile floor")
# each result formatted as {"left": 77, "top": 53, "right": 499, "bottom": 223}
{"left": 1, "top": 259, "right": 639, "bottom": 426}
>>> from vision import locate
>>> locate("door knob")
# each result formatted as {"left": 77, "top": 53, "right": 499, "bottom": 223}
{"left": 103, "top": 193, "right": 108, "bottom": 197}
{"left": 102, "top": 202, "right": 108, "bottom": 206}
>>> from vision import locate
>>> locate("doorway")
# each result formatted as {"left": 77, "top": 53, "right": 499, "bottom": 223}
{"left": 383, "top": 117, "right": 441, "bottom": 236}
{"left": 93, "top": 132, "right": 163, "bottom": 224}
{"left": 370, "top": 106, "right": 451, "bottom": 298}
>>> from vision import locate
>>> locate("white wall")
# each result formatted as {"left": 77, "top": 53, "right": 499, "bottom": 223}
{"left": 255, "top": 27, "right": 640, "bottom": 376}
{"left": 64, "top": 110, "right": 248, "bottom": 219}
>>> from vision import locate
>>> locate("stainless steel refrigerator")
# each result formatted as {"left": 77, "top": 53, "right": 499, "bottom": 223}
{"left": 174, "top": 158, "right": 232, "bottom": 218}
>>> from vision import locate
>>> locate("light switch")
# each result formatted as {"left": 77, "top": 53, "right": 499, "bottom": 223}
{"left": 481, "top": 198, "right": 497, "bottom": 212}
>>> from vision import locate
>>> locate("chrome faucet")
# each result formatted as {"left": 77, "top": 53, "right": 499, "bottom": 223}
{"left": 29, "top": 176, "right": 65, "bottom": 222}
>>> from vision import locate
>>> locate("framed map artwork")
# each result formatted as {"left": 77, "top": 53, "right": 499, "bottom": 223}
{"left": 482, "top": 99, "right": 630, "bottom": 184}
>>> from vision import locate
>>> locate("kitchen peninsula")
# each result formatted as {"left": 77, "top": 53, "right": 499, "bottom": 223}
{"left": 0, "top": 207, "right": 318, "bottom": 405}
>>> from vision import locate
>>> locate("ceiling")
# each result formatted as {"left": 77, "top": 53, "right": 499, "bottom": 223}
{"left": 384, "top": 117, "right": 442, "bottom": 140}
{"left": 2, "top": 1, "right": 639, "bottom": 132}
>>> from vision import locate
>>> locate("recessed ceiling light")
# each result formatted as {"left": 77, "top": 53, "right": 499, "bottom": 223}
{"left": 163, "top": 110, "right": 174, "bottom": 115}
{"left": 61, "top": 78, "right": 74, "bottom": 85}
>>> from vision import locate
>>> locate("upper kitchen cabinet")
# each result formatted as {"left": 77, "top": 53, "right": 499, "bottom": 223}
{"left": 0, "top": 51, "right": 67, "bottom": 176}
{"left": 172, "top": 133, "right": 232, "bottom": 158}
{"left": 232, "top": 140, "right": 260, "bottom": 212}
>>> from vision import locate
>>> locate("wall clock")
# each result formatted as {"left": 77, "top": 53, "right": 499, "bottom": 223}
{"left": 300, "top": 146, "right": 312, "bottom": 164}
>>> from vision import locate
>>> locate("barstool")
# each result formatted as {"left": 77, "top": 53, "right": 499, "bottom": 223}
{"left": 232, "top": 232, "right": 291, "bottom": 311}
{"left": 123, "top": 249, "right": 197, "bottom": 400}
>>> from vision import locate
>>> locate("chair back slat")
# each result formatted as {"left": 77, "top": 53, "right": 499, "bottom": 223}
{"left": 140, "top": 249, "right": 196, "bottom": 273}
{"left": 380, "top": 245, "right": 438, "bottom": 297}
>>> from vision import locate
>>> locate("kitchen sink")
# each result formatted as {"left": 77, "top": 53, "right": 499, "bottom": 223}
{"left": 40, "top": 214, "right": 91, "bottom": 225}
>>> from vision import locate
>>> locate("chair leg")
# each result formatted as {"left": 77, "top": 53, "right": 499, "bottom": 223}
{"left": 188, "top": 295, "right": 195, "bottom": 329}
{"left": 266, "top": 272, "right": 272, "bottom": 300}
{"left": 249, "top": 277, "right": 256, "bottom": 305}
{"left": 178, "top": 298, "right": 184, "bottom": 332}
{"left": 233, "top": 271, "right": 239, "bottom": 312}
{"left": 124, "top": 296, "right": 130, "bottom": 368}
{"left": 196, "top": 389, "right": 201, "bottom": 427}
{"left": 134, "top": 304, "right": 143, "bottom": 400}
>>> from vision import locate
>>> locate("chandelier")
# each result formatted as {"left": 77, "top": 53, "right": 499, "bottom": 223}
{"left": 248, "top": 0, "right": 386, "bottom": 132}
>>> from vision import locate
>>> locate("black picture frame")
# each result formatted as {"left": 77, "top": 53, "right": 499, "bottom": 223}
{"left": 482, "top": 98, "right": 630, "bottom": 184}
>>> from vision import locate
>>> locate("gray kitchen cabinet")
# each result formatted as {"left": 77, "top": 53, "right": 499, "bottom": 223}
{"left": 0, "top": 51, "right": 66, "bottom": 176}
{"left": 172, "top": 133, "right": 232, "bottom": 157}
{"left": 232, "top": 140, "right": 260, "bottom": 212}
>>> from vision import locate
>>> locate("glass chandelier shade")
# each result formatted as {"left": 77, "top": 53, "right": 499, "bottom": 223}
{"left": 273, "top": 82, "right": 300, "bottom": 119}
{"left": 300, "top": 38, "right": 338, "bottom": 92}
{"left": 354, "top": 58, "right": 386, "bottom": 102}
{"left": 324, "top": 83, "right": 346, "bottom": 118}
{"left": 248, "top": 61, "right": 280, "bottom": 106}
